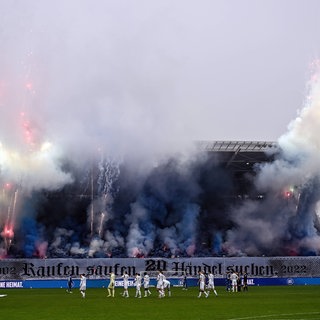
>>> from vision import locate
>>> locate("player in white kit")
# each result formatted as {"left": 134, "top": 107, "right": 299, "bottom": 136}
{"left": 163, "top": 279, "right": 171, "bottom": 297}
{"left": 79, "top": 274, "right": 86, "bottom": 298}
{"left": 122, "top": 271, "right": 130, "bottom": 297}
{"left": 156, "top": 270, "right": 165, "bottom": 298}
{"left": 230, "top": 271, "right": 239, "bottom": 292}
{"left": 207, "top": 272, "right": 218, "bottom": 296}
{"left": 198, "top": 271, "right": 208, "bottom": 298}
{"left": 143, "top": 272, "right": 152, "bottom": 297}
{"left": 134, "top": 273, "right": 142, "bottom": 298}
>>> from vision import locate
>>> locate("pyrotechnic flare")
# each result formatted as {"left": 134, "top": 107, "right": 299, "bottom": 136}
{"left": 1, "top": 224, "right": 14, "bottom": 251}
{"left": 98, "top": 212, "right": 105, "bottom": 238}
{"left": 0, "top": 183, "right": 18, "bottom": 254}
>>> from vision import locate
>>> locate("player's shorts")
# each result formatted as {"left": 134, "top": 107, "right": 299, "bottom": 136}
{"left": 156, "top": 283, "right": 163, "bottom": 289}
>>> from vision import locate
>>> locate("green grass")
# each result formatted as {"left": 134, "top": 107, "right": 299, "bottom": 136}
{"left": 1, "top": 286, "right": 320, "bottom": 320}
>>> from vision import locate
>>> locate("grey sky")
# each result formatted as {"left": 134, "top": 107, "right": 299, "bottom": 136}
{"left": 1, "top": 0, "right": 320, "bottom": 163}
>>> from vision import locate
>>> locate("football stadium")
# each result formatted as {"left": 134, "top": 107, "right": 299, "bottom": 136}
{"left": 1, "top": 139, "right": 320, "bottom": 289}
{"left": 2, "top": 1, "right": 320, "bottom": 319}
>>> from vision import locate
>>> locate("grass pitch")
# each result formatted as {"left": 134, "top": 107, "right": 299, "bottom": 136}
{"left": 0, "top": 285, "right": 320, "bottom": 320}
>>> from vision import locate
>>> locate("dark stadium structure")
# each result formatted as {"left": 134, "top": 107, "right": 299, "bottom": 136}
{"left": 190, "top": 141, "right": 280, "bottom": 256}
{"left": 198, "top": 140, "right": 278, "bottom": 171}
{"left": 197, "top": 140, "right": 278, "bottom": 196}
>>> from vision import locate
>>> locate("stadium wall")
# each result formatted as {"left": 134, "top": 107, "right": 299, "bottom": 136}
{"left": 1, "top": 257, "right": 320, "bottom": 288}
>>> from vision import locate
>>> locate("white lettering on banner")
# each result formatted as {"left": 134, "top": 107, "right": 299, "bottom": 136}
{"left": 247, "top": 279, "right": 254, "bottom": 285}
{"left": 0, "top": 282, "right": 5, "bottom": 288}
{"left": 115, "top": 280, "right": 135, "bottom": 287}
{"left": 5, "top": 281, "right": 23, "bottom": 288}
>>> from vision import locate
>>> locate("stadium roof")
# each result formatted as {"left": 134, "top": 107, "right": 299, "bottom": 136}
{"left": 197, "top": 140, "right": 279, "bottom": 173}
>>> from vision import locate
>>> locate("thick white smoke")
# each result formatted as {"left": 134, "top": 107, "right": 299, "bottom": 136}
{"left": 226, "top": 63, "right": 320, "bottom": 256}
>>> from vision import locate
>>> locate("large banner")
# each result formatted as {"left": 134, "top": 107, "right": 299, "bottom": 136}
{"left": 0, "top": 256, "right": 319, "bottom": 280}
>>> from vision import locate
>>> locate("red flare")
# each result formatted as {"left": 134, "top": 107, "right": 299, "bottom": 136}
{"left": 1, "top": 225, "right": 14, "bottom": 239}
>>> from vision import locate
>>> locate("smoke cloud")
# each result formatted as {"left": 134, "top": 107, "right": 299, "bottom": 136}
{"left": 225, "top": 62, "right": 320, "bottom": 256}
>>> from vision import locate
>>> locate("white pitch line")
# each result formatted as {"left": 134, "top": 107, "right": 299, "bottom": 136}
{"left": 228, "top": 312, "right": 320, "bottom": 320}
